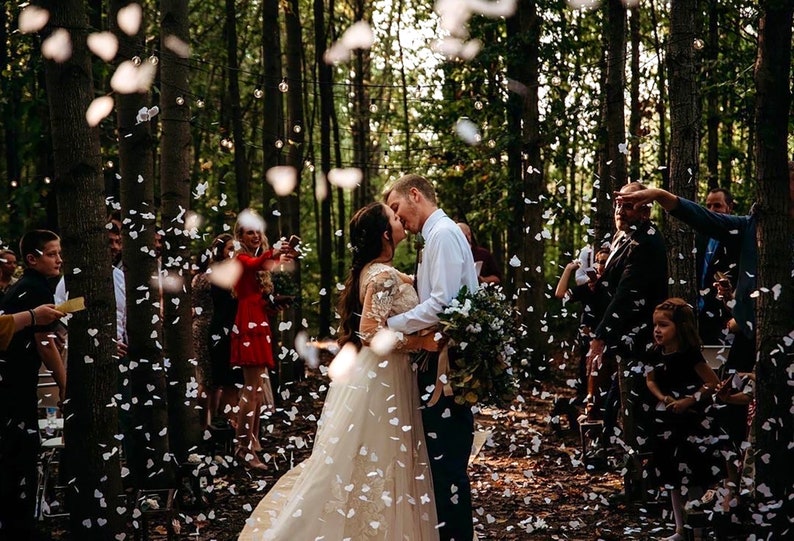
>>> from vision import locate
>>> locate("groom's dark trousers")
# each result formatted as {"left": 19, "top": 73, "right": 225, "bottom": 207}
{"left": 418, "top": 352, "right": 474, "bottom": 541}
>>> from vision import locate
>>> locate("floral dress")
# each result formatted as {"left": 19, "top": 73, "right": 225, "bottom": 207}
{"left": 238, "top": 263, "right": 439, "bottom": 541}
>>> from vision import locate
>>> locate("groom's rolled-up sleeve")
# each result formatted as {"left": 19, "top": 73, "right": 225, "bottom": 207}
{"left": 388, "top": 228, "right": 467, "bottom": 335}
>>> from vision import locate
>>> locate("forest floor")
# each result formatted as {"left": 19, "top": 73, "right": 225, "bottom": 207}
{"left": 40, "top": 354, "right": 694, "bottom": 541}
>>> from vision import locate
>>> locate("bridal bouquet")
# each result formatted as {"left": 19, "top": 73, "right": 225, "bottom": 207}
{"left": 438, "top": 284, "right": 520, "bottom": 408}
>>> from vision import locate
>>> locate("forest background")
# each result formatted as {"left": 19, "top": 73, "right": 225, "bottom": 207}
{"left": 0, "top": 0, "right": 792, "bottom": 538}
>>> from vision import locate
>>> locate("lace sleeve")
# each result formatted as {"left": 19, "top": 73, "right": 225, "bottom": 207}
{"left": 358, "top": 270, "right": 400, "bottom": 345}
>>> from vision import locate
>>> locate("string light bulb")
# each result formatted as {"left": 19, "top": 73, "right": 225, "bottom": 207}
{"left": 275, "top": 139, "right": 284, "bottom": 149}
{"left": 474, "top": 97, "right": 483, "bottom": 110}
{"left": 693, "top": 38, "right": 705, "bottom": 50}
{"left": 551, "top": 75, "right": 562, "bottom": 86}
{"left": 148, "top": 55, "right": 159, "bottom": 65}
{"left": 175, "top": 96, "right": 185, "bottom": 105}
{"left": 196, "top": 99, "right": 205, "bottom": 108}
{"left": 254, "top": 88, "right": 264, "bottom": 99}
{"left": 131, "top": 56, "right": 141, "bottom": 65}
{"left": 278, "top": 78, "right": 289, "bottom": 92}
{"left": 369, "top": 100, "right": 378, "bottom": 113}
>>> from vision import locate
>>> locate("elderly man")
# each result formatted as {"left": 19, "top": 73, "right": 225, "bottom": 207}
{"left": 385, "top": 174, "right": 479, "bottom": 541}
{"left": 585, "top": 182, "right": 668, "bottom": 454}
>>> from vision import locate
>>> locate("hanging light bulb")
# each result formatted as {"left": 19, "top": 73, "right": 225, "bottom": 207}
{"left": 474, "top": 97, "right": 483, "bottom": 110}
{"left": 131, "top": 56, "right": 142, "bottom": 65}
{"left": 148, "top": 55, "right": 159, "bottom": 65}
{"left": 10, "top": 180, "right": 18, "bottom": 188}
{"left": 275, "top": 139, "right": 284, "bottom": 149}
{"left": 293, "top": 122, "right": 302, "bottom": 133}
{"left": 278, "top": 78, "right": 289, "bottom": 92}
{"left": 175, "top": 96, "right": 185, "bottom": 105}
{"left": 551, "top": 75, "right": 562, "bottom": 86}
{"left": 44, "top": 176, "right": 51, "bottom": 184}
{"left": 254, "top": 88, "right": 264, "bottom": 99}
{"left": 369, "top": 99, "right": 378, "bottom": 113}
{"left": 196, "top": 99, "right": 205, "bottom": 109}
{"left": 693, "top": 38, "right": 705, "bottom": 50}
{"left": 106, "top": 160, "right": 114, "bottom": 168}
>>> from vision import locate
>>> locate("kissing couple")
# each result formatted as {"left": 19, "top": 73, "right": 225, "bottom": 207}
{"left": 240, "top": 174, "right": 478, "bottom": 541}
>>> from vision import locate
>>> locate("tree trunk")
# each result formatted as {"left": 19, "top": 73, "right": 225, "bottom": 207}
{"left": 279, "top": 0, "right": 305, "bottom": 380}
{"left": 351, "top": 0, "right": 371, "bottom": 208}
{"left": 648, "top": 0, "right": 669, "bottom": 190}
{"left": 226, "top": 0, "right": 250, "bottom": 210}
{"left": 41, "top": 2, "right": 124, "bottom": 536}
{"left": 666, "top": 0, "right": 701, "bottom": 303}
{"left": 314, "top": 0, "right": 334, "bottom": 338}
{"left": 705, "top": 0, "right": 719, "bottom": 190}
{"left": 507, "top": 0, "right": 545, "bottom": 365}
{"left": 160, "top": 0, "right": 201, "bottom": 463}
{"left": 628, "top": 4, "right": 640, "bottom": 182}
{"left": 262, "top": 0, "right": 282, "bottom": 208}
{"left": 752, "top": 1, "right": 793, "bottom": 534}
{"left": 603, "top": 0, "right": 627, "bottom": 189}
{"left": 110, "top": 0, "right": 172, "bottom": 491}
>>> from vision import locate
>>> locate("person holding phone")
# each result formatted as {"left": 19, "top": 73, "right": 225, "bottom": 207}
{"left": 554, "top": 247, "right": 610, "bottom": 402}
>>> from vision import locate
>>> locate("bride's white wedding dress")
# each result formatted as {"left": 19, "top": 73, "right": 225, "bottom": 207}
{"left": 239, "top": 263, "right": 439, "bottom": 541}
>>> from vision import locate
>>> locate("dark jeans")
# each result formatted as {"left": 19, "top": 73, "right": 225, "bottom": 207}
{"left": 417, "top": 353, "right": 474, "bottom": 541}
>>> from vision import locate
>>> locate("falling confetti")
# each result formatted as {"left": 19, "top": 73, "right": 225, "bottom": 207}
{"left": 85, "top": 96, "right": 115, "bottom": 127}
{"left": 18, "top": 5, "right": 50, "bottom": 34}
{"left": 41, "top": 28, "right": 72, "bottom": 63}
{"left": 87, "top": 31, "right": 119, "bottom": 62}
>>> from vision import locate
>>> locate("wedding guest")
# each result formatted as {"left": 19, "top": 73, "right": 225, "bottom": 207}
{"left": 585, "top": 182, "right": 668, "bottom": 455}
{"left": 192, "top": 233, "right": 240, "bottom": 428}
{"left": 696, "top": 188, "right": 738, "bottom": 345}
{"left": 240, "top": 202, "right": 439, "bottom": 540}
{"left": 0, "top": 304, "right": 65, "bottom": 351}
{"left": 645, "top": 298, "right": 721, "bottom": 541}
{"left": 554, "top": 247, "right": 610, "bottom": 398}
{"left": 0, "top": 249, "right": 19, "bottom": 300}
{"left": 386, "top": 174, "right": 479, "bottom": 541}
{"left": 457, "top": 222, "right": 502, "bottom": 284}
{"left": 0, "top": 230, "right": 67, "bottom": 539}
{"left": 231, "top": 210, "right": 294, "bottom": 470}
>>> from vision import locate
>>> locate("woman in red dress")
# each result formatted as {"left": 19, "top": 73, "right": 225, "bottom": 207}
{"left": 231, "top": 209, "right": 292, "bottom": 470}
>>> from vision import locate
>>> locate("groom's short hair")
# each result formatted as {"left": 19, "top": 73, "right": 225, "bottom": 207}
{"left": 383, "top": 174, "right": 437, "bottom": 205}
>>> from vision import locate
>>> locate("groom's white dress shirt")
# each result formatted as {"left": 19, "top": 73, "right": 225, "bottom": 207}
{"left": 388, "top": 209, "right": 478, "bottom": 335}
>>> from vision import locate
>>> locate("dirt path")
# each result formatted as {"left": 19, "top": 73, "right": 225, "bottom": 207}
{"left": 40, "top": 367, "right": 675, "bottom": 540}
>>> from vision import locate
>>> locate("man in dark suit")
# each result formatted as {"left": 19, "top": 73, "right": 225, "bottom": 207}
{"left": 585, "top": 181, "right": 669, "bottom": 453}
{"left": 695, "top": 188, "right": 739, "bottom": 345}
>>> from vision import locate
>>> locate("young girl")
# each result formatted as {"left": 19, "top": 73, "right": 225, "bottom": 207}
{"left": 646, "top": 298, "right": 721, "bottom": 541}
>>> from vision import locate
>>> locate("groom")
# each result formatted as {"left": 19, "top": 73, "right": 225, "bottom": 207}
{"left": 385, "top": 174, "right": 478, "bottom": 541}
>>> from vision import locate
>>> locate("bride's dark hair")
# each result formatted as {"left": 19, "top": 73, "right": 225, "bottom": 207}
{"left": 337, "top": 202, "right": 394, "bottom": 348}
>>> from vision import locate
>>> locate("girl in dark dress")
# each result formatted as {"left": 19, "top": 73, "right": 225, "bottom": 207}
{"left": 645, "top": 298, "right": 721, "bottom": 541}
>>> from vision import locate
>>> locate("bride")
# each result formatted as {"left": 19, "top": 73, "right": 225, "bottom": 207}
{"left": 240, "top": 202, "right": 440, "bottom": 540}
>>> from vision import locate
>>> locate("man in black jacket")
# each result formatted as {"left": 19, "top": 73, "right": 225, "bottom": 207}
{"left": 585, "top": 182, "right": 669, "bottom": 453}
